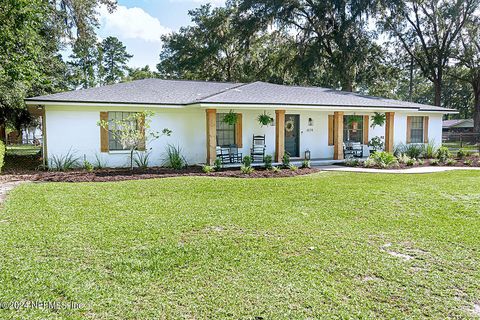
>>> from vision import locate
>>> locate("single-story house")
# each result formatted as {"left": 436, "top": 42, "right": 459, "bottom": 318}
{"left": 442, "top": 119, "right": 474, "bottom": 133}
{"left": 25, "top": 79, "right": 455, "bottom": 167}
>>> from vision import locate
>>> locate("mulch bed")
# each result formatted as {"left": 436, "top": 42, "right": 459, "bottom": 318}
{"left": 1, "top": 166, "right": 320, "bottom": 183}
{"left": 344, "top": 157, "right": 480, "bottom": 170}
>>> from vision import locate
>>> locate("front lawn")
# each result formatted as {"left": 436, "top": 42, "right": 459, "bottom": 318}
{"left": 0, "top": 172, "right": 479, "bottom": 319}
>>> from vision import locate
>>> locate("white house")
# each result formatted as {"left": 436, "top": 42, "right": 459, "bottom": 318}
{"left": 25, "top": 79, "right": 455, "bottom": 168}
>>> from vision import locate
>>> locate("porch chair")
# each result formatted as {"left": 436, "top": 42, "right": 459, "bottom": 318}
{"left": 250, "top": 135, "right": 266, "bottom": 162}
{"left": 216, "top": 146, "right": 231, "bottom": 164}
{"left": 228, "top": 144, "right": 243, "bottom": 163}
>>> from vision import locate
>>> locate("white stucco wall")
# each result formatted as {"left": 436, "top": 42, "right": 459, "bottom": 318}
{"left": 44, "top": 105, "right": 445, "bottom": 167}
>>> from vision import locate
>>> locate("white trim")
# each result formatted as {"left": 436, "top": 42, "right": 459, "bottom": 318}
{"left": 25, "top": 100, "right": 457, "bottom": 114}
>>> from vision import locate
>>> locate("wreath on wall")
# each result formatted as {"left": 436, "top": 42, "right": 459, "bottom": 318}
{"left": 285, "top": 119, "right": 295, "bottom": 132}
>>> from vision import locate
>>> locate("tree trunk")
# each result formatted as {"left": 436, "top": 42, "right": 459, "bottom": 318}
{"left": 433, "top": 79, "right": 442, "bottom": 107}
{"left": 473, "top": 82, "right": 480, "bottom": 133}
{"left": 0, "top": 122, "right": 6, "bottom": 143}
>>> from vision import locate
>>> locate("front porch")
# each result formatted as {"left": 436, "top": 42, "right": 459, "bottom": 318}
{"left": 220, "top": 157, "right": 367, "bottom": 168}
{"left": 204, "top": 108, "right": 396, "bottom": 165}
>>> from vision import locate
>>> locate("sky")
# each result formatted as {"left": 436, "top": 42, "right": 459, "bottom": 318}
{"left": 96, "top": 0, "right": 225, "bottom": 70}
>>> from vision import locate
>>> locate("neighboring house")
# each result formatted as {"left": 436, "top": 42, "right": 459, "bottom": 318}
{"left": 442, "top": 119, "right": 474, "bottom": 133}
{"left": 25, "top": 79, "right": 455, "bottom": 167}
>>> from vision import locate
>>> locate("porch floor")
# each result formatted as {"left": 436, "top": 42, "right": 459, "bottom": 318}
{"left": 220, "top": 157, "right": 368, "bottom": 168}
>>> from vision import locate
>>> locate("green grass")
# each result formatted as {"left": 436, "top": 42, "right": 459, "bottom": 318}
{"left": 1, "top": 172, "right": 479, "bottom": 319}
{"left": 6, "top": 144, "right": 41, "bottom": 156}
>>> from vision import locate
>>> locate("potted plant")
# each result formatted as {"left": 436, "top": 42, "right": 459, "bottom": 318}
{"left": 257, "top": 112, "right": 274, "bottom": 126}
{"left": 223, "top": 110, "right": 237, "bottom": 125}
{"left": 370, "top": 112, "right": 386, "bottom": 128}
{"left": 347, "top": 115, "right": 363, "bottom": 132}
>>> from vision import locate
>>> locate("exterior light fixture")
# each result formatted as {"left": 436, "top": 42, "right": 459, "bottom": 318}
{"left": 308, "top": 117, "right": 313, "bottom": 126}
{"left": 305, "top": 149, "right": 311, "bottom": 160}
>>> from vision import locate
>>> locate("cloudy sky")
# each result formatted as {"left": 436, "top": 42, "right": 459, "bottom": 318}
{"left": 97, "top": 0, "right": 225, "bottom": 69}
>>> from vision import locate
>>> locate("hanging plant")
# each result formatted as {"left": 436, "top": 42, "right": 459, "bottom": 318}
{"left": 347, "top": 115, "right": 363, "bottom": 132}
{"left": 222, "top": 110, "right": 237, "bottom": 125}
{"left": 371, "top": 112, "right": 386, "bottom": 128}
{"left": 257, "top": 112, "right": 274, "bottom": 126}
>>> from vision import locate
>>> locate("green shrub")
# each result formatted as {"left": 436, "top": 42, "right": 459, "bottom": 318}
{"left": 264, "top": 155, "right": 273, "bottom": 169}
{"left": 301, "top": 159, "right": 311, "bottom": 168}
{"left": 242, "top": 155, "right": 252, "bottom": 167}
{"left": 214, "top": 158, "right": 222, "bottom": 171}
{"left": 345, "top": 158, "right": 359, "bottom": 167}
{"left": 457, "top": 149, "right": 468, "bottom": 159}
{"left": 49, "top": 149, "right": 80, "bottom": 171}
{"left": 134, "top": 151, "right": 151, "bottom": 169}
{"left": 445, "top": 158, "right": 457, "bottom": 166}
{"left": 422, "top": 141, "right": 438, "bottom": 159}
{"left": 472, "top": 152, "right": 480, "bottom": 158}
{"left": 397, "top": 154, "right": 411, "bottom": 164}
{"left": 202, "top": 165, "right": 214, "bottom": 173}
{"left": 364, "top": 158, "right": 376, "bottom": 168}
{"left": 0, "top": 141, "right": 4, "bottom": 173}
{"left": 436, "top": 147, "right": 452, "bottom": 162}
{"left": 289, "top": 164, "right": 298, "bottom": 171}
{"left": 369, "top": 151, "right": 398, "bottom": 168}
{"left": 163, "top": 144, "right": 187, "bottom": 169}
{"left": 406, "top": 158, "right": 416, "bottom": 166}
{"left": 83, "top": 159, "right": 94, "bottom": 172}
{"left": 282, "top": 152, "right": 290, "bottom": 168}
{"left": 404, "top": 144, "right": 423, "bottom": 159}
{"left": 464, "top": 159, "right": 473, "bottom": 166}
{"left": 240, "top": 164, "right": 254, "bottom": 174}
{"left": 430, "top": 159, "right": 439, "bottom": 166}
{"left": 271, "top": 166, "right": 281, "bottom": 173}
{"left": 418, "top": 159, "right": 425, "bottom": 165}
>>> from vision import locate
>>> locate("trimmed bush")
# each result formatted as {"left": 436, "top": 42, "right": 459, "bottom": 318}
{"left": 202, "top": 165, "right": 214, "bottom": 173}
{"left": 242, "top": 155, "right": 252, "bottom": 167}
{"left": 436, "top": 147, "right": 451, "bottom": 162}
{"left": 369, "top": 151, "right": 398, "bottom": 168}
{"left": 0, "top": 141, "right": 5, "bottom": 173}
{"left": 282, "top": 152, "right": 290, "bottom": 168}
{"left": 264, "top": 155, "right": 273, "bottom": 169}
{"left": 457, "top": 149, "right": 468, "bottom": 159}
{"left": 214, "top": 158, "right": 222, "bottom": 171}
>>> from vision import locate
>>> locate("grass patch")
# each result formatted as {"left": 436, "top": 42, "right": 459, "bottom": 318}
{"left": 0, "top": 172, "right": 479, "bottom": 318}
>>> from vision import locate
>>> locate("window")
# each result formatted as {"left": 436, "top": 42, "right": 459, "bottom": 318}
{"left": 410, "top": 116, "right": 424, "bottom": 143}
{"left": 108, "top": 112, "right": 137, "bottom": 150}
{"left": 343, "top": 116, "right": 364, "bottom": 143}
{"left": 216, "top": 113, "right": 236, "bottom": 147}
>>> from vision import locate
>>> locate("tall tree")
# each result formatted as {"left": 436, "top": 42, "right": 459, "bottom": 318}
{"left": 99, "top": 36, "right": 133, "bottom": 84}
{"left": 158, "top": 4, "right": 297, "bottom": 83}
{"left": 67, "top": 34, "right": 99, "bottom": 88}
{"left": 453, "top": 18, "right": 480, "bottom": 131}
{"left": 125, "top": 66, "right": 159, "bottom": 81}
{"left": 236, "top": 0, "right": 381, "bottom": 91}
{"left": 382, "top": 0, "right": 479, "bottom": 106}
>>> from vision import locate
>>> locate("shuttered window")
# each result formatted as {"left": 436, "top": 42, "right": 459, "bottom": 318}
{"left": 410, "top": 116, "right": 424, "bottom": 143}
{"left": 216, "top": 113, "right": 236, "bottom": 147}
{"left": 108, "top": 112, "right": 137, "bottom": 150}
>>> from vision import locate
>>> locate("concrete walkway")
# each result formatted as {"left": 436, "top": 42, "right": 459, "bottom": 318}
{"left": 0, "top": 180, "right": 27, "bottom": 205}
{"left": 318, "top": 165, "right": 480, "bottom": 174}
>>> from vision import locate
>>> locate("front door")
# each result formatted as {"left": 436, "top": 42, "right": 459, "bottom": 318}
{"left": 284, "top": 114, "right": 300, "bottom": 157}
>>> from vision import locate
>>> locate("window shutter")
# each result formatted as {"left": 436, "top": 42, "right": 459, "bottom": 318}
{"left": 235, "top": 113, "right": 243, "bottom": 148}
{"left": 100, "top": 112, "right": 109, "bottom": 152}
{"left": 328, "top": 115, "right": 334, "bottom": 146}
{"left": 363, "top": 115, "right": 369, "bottom": 145}
{"left": 406, "top": 116, "right": 412, "bottom": 144}
{"left": 137, "top": 113, "right": 146, "bottom": 151}
{"left": 423, "top": 116, "right": 429, "bottom": 143}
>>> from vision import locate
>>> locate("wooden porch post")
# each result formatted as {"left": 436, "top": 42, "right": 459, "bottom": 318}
{"left": 206, "top": 109, "right": 216, "bottom": 165}
{"left": 333, "top": 111, "right": 344, "bottom": 160}
{"left": 275, "top": 110, "right": 285, "bottom": 162}
{"left": 385, "top": 112, "right": 395, "bottom": 153}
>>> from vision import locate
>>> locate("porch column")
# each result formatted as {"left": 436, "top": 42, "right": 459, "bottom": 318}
{"left": 333, "top": 111, "right": 344, "bottom": 160}
{"left": 275, "top": 110, "right": 285, "bottom": 162}
{"left": 385, "top": 112, "right": 395, "bottom": 153}
{"left": 206, "top": 109, "right": 216, "bottom": 165}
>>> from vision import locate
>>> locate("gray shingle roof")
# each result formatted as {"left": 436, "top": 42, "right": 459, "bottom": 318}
{"left": 26, "top": 79, "right": 455, "bottom": 112}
